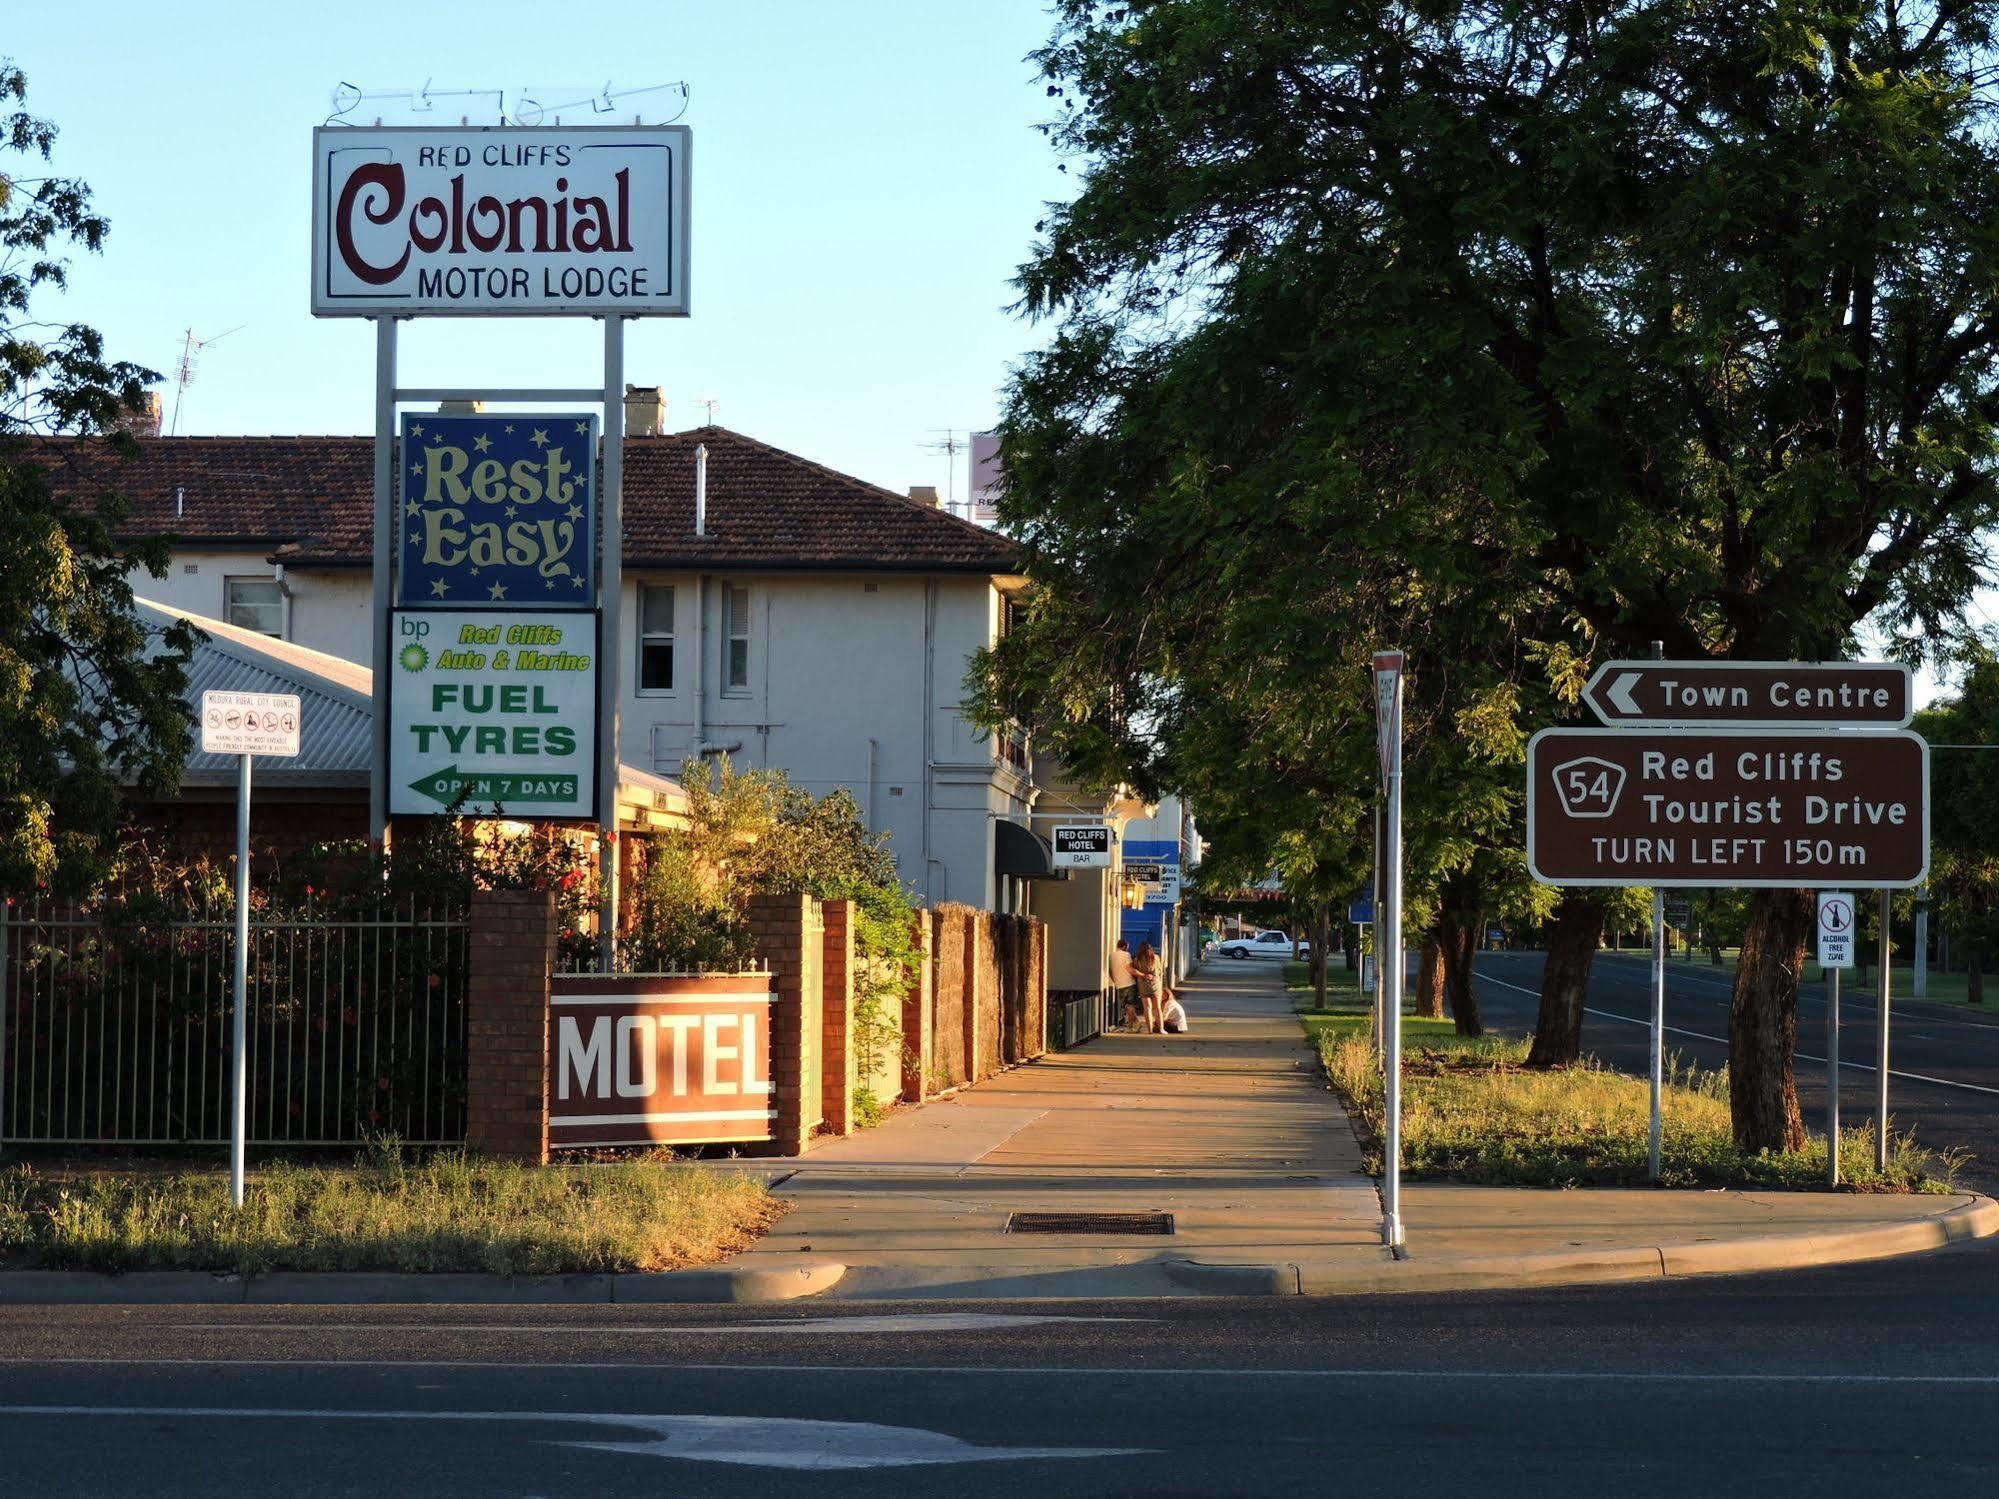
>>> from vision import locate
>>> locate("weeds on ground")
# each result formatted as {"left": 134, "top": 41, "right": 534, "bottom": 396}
{"left": 0, "top": 1137, "right": 777, "bottom": 1275}
{"left": 1307, "top": 1016, "right": 1962, "bottom": 1192}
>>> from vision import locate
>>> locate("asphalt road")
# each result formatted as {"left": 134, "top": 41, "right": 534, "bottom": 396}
{"left": 6, "top": 1246, "right": 1999, "bottom": 1497}
{"left": 1474, "top": 948, "right": 1999, "bottom": 1190}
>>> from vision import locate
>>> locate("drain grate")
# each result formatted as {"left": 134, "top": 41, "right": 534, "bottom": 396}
{"left": 1005, "top": 1211, "right": 1175, "bottom": 1236}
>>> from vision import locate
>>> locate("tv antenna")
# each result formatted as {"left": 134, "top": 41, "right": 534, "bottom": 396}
{"left": 920, "top": 430, "right": 968, "bottom": 512}
{"left": 694, "top": 394, "right": 721, "bottom": 426}
{"left": 170, "top": 324, "right": 246, "bottom": 435}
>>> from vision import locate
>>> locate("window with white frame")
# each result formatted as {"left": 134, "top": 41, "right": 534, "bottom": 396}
{"left": 724, "top": 584, "right": 751, "bottom": 692}
{"left": 638, "top": 584, "right": 675, "bottom": 692}
{"left": 224, "top": 576, "right": 282, "bottom": 637}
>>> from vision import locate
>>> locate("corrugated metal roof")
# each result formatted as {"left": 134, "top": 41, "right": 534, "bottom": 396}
{"left": 142, "top": 602, "right": 372, "bottom": 786}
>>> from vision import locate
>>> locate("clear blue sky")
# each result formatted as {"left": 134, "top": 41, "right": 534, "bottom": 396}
{"left": 8, "top": 0, "right": 1068, "bottom": 496}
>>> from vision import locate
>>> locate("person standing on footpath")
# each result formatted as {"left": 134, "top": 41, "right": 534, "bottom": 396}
{"left": 1132, "top": 940, "right": 1163, "bottom": 1033}
{"left": 1109, "top": 938, "right": 1141, "bottom": 1030}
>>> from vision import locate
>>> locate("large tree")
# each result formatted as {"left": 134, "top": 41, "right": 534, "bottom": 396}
{"left": 1919, "top": 655, "right": 1999, "bottom": 1002}
{"left": 989, "top": 1, "right": 1999, "bottom": 1151}
{"left": 0, "top": 62, "right": 192, "bottom": 894}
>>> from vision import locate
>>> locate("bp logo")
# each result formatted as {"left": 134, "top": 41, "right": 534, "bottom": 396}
{"left": 399, "top": 643, "right": 429, "bottom": 673}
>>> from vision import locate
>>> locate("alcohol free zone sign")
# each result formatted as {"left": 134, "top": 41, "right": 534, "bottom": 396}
{"left": 388, "top": 608, "right": 598, "bottom": 819}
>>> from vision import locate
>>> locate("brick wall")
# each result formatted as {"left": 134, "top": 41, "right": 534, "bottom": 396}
{"left": 123, "top": 793, "right": 368, "bottom": 875}
{"left": 819, "top": 897, "right": 856, "bottom": 1137}
{"left": 931, "top": 906, "right": 971, "bottom": 1090}
{"left": 900, "top": 914, "right": 934, "bottom": 1104}
{"left": 970, "top": 909, "right": 999, "bottom": 1083}
{"left": 748, "top": 891, "right": 821, "bottom": 1155}
{"left": 464, "top": 887, "right": 558, "bottom": 1164}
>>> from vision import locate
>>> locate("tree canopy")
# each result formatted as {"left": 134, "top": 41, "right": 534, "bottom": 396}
{"left": 978, "top": 1, "right": 1999, "bottom": 1149}
{"left": 0, "top": 60, "right": 192, "bottom": 894}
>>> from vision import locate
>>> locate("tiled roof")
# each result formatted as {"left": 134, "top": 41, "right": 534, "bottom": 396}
{"left": 21, "top": 428, "right": 1016, "bottom": 574}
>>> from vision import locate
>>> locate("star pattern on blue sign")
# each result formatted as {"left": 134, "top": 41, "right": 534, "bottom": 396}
{"left": 398, "top": 412, "right": 597, "bottom": 608}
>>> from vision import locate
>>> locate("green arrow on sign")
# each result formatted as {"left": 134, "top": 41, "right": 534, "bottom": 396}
{"left": 408, "top": 765, "right": 580, "bottom": 807}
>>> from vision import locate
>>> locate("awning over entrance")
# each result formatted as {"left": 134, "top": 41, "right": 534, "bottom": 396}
{"left": 994, "top": 819, "right": 1068, "bottom": 880}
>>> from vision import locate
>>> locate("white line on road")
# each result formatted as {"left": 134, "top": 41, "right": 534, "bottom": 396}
{"left": 7, "top": 1363, "right": 1999, "bottom": 1385}
{"left": 160, "top": 1314, "right": 1152, "bottom": 1336}
{"left": 0, "top": 1406, "right": 1146, "bottom": 1469}
{"left": 1471, "top": 971, "right": 1999, "bottom": 1098}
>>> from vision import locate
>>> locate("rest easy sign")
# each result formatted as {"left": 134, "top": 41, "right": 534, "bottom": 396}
{"left": 400, "top": 411, "right": 595, "bottom": 607}
{"left": 547, "top": 976, "right": 775, "bottom": 1148}
{"left": 388, "top": 608, "right": 598, "bottom": 818}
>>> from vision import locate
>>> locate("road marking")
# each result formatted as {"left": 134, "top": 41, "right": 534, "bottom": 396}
{"left": 161, "top": 1314, "right": 1151, "bottom": 1336}
{"left": 8, "top": 1364, "right": 1999, "bottom": 1385}
{"left": 1472, "top": 970, "right": 1999, "bottom": 1097}
{"left": 0, "top": 1406, "right": 1147, "bottom": 1469}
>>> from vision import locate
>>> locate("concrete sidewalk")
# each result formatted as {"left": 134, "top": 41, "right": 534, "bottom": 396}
{"left": 740, "top": 958, "right": 1386, "bottom": 1297}
{"left": 727, "top": 957, "right": 1999, "bottom": 1299}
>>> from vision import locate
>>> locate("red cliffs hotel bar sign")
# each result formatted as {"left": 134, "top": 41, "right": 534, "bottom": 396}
{"left": 547, "top": 975, "right": 774, "bottom": 1149}
{"left": 311, "top": 126, "right": 691, "bottom": 316}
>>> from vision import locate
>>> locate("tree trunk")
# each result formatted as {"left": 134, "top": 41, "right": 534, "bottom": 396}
{"left": 1343, "top": 923, "right": 1357, "bottom": 972}
{"left": 1526, "top": 889, "right": 1602, "bottom": 1068}
{"left": 1970, "top": 946, "right": 1984, "bottom": 1005}
{"left": 1728, "top": 888, "right": 1812, "bottom": 1152}
{"left": 1414, "top": 933, "right": 1446, "bottom": 1020}
{"left": 1311, "top": 904, "right": 1331, "bottom": 1011}
{"left": 1437, "top": 913, "right": 1485, "bottom": 1037}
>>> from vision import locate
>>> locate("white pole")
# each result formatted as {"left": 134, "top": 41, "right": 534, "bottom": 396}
{"left": 1649, "top": 887, "right": 1665, "bottom": 1182}
{"left": 1827, "top": 963, "right": 1841, "bottom": 1187}
{"left": 230, "top": 751, "right": 252, "bottom": 1208}
{"left": 1373, "top": 803, "right": 1385, "bottom": 1060}
{"left": 1381, "top": 674, "right": 1405, "bottom": 1250}
{"left": 597, "top": 319, "right": 627, "bottom": 971}
{"left": 367, "top": 316, "right": 397, "bottom": 849}
{"left": 1876, "top": 890, "right": 1891, "bottom": 1173}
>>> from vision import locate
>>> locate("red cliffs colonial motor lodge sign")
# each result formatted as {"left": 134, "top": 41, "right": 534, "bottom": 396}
{"left": 311, "top": 126, "right": 691, "bottom": 316}
{"left": 547, "top": 975, "right": 775, "bottom": 1148}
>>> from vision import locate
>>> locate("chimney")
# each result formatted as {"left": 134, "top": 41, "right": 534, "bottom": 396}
{"left": 908, "top": 485, "right": 940, "bottom": 507}
{"left": 624, "top": 384, "right": 666, "bottom": 437}
{"left": 438, "top": 398, "right": 484, "bottom": 416}
{"left": 695, "top": 443, "right": 708, "bottom": 536}
{"left": 116, "top": 391, "right": 164, "bottom": 438}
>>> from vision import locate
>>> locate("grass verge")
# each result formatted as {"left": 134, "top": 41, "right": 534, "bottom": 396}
{"left": 0, "top": 1140, "right": 778, "bottom": 1276}
{"left": 1304, "top": 1014, "right": 1962, "bottom": 1192}
{"left": 1282, "top": 959, "right": 1365, "bottom": 1002}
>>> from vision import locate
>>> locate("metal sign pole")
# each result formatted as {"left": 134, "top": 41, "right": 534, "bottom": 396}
{"left": 1876, "top": 889, "right": 1891, "bottom": 1172}
{"left": 368, "top": 316, "right": 398, "bottom": 849}
{"left": 596, "top": 318, "right": 627, "bottom": 971}
{"left": 1376, "top": 658, "right": 1406, "bottom": 1251}
{"left": 230, "top": 751, "right": 252, "bottom": 1207}
{"left": 1373, "top": 802, "right": 1385, "bottom": 1059}
{"left": 1827, "top": 963, "right": 1841, "bottom": 1187}
{"left": 1649, "top": 887, "right": 1665, "bottom": 1182}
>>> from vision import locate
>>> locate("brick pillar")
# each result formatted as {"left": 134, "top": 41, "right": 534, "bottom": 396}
{"left": 820, "top": 897, "right": 856, "bottom": 1136}
{"left": 1029, "top": 918, "right": 1049, "bottom": 1060}
{"left": 901, "top": 911, "right": 934, "bottom": 1104}
{"left": 749, "top": 891, "right": 818, "bottom": 1156}
{"left": 969, "top": 911, "right": 997, "bottom": 1083}
{"left": 465, "top": 888, "right": 557, "bottom": 1164}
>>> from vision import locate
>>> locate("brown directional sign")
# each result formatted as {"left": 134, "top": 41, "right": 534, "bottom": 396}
{"left": 1582, "top": 660, "right": 1911, "bottom": 729}
{"left": 1527, "top": 729, "right": 1929, "bottom": 889}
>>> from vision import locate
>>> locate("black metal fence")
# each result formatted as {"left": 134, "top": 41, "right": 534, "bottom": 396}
{"left": 0, "top": 901, "right": 468, "bottom": 1146}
